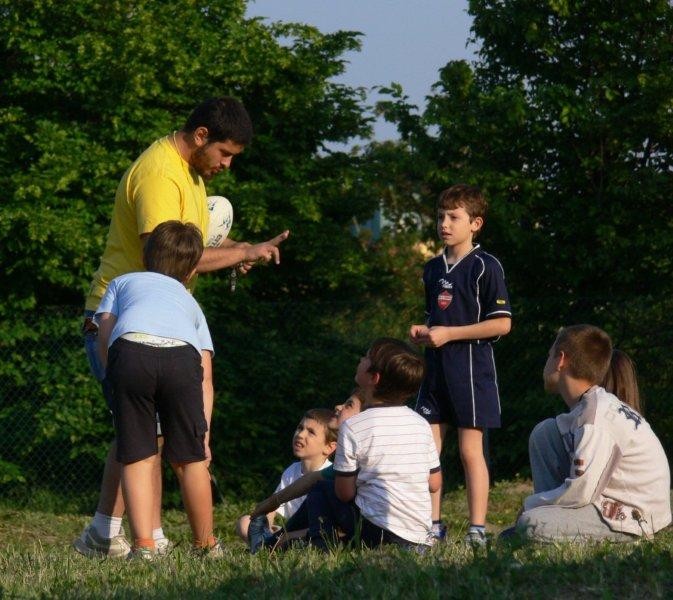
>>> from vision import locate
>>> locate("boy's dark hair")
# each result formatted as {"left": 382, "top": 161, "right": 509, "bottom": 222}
{"left": 303, "top": 408, "right": 338, "bottom": 444}
{"left": 554, "top": 325, "right": 612, "bottom": 385}
{"left": 143, "top": 221, "right": 203, "bottom": 283}
{"left": 183, "top": 97, "right": 253, "bottom": 146}
{"left": 437, "top": 184, "right": 488, "bottom": 222}
{"left": 367, "top": 338, "right": 425, "bottom": 406}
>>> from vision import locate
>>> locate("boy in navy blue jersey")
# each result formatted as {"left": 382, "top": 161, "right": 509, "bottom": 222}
{"left": 410, "top": 184, "right": 512, "bottom": 545}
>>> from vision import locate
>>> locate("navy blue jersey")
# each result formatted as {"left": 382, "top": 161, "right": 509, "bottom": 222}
{"left": 423, "top": 244, "right": 511, "bottom": 339}
{"left": 417, "top": 245, "right": 511, "bottom": 427}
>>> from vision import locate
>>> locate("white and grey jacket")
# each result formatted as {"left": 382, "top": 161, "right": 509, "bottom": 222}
{"left": 524, "top": 386, "right": 671, "bottom": 537}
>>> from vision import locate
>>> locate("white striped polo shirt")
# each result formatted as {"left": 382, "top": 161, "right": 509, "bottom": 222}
{"left": 334, "top": 406, "right": 440, "bottom": 545}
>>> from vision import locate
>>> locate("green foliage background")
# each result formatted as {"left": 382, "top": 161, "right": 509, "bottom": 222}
{"left": 1, "top": 0, "right": 672, "bottom": 506}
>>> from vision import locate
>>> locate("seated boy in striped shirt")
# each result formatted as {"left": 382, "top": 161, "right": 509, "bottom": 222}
{"left": 306, "top": 338, "right": 442, "bottom": 550}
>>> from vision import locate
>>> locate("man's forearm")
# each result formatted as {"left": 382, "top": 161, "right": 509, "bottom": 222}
{"left": 197, "top": 246, "right": 248, "bottom": 273}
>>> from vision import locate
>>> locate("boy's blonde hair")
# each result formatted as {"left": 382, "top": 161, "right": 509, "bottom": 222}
{"left": 367, "top": 338, "right": 425, "bottom": 406}
{"left": 437, "top": 184, "right": 488, "bottom": 222}
{"left": 303, "top": 408, "right": 338, "bottom": 444}
{"left": 554, "top": 325, "right": 612, "bottom": 385}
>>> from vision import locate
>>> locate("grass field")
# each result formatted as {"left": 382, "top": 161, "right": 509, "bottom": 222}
{"left": 1, "top": 480, "right": 672, "bottom": 599}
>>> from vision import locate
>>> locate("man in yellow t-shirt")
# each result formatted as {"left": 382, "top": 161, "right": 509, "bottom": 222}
{"left": 74, "top": 97, "right": 289, "bottom": 558}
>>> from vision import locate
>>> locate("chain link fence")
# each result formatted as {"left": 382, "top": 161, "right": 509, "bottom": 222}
{"left": 1, "top": 297, "right": 672, "bottom": 509}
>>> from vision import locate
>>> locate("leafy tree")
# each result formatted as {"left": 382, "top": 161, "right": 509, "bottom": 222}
{"left": 0, "top": 0, "right": 393, "bottom": 498}
{"left": 0, "top": 0, "right": 377, "bottom": 311}
{"left": 378, "top": 0, "right": 673, "bottom": 300}
{"left": 374, "top": 0, "right": 673, "bottom": 480}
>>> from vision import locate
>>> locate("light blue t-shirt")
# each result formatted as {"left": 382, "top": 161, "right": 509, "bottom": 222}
{"left": 95, "top": 271, "right": 213, "bottom": 354}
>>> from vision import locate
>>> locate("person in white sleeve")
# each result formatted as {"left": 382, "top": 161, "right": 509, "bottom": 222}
{"left": 510, "top": 324, "right": 671, "bottom": 542}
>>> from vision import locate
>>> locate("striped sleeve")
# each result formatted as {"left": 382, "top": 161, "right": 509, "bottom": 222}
{"left": 334, "top": 421, "right": 358, "bottom": 475}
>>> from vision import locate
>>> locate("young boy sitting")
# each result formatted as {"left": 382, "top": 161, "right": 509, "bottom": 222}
{"left": 95, "top": 221, "right": 219, "bottom": 558}
{"left": 511, "top": 324, "right": 671, "bottom": 542}
{"left": 410, "top": 184, "right": 512, "bottom": 545}
{"left": 307, "top": 338, "right": 442, "bottom": 551}
{"left": 236, "top": 408, "right": 337, "bottom": 547}
{"left": 246, "top": 390, "right": 364, "bottom": 552}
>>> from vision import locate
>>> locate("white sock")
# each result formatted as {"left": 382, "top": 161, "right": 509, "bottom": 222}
{"left": 152, "top": 528, "right": 166, "bottom": 542}
{"left": 91, "top": 512, "right": 123, "bottom": 539}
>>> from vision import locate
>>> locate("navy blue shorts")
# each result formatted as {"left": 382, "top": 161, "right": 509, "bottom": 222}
{"left": 415, "top": 343, "right": 501, "bottom": 429}
{"left": 107, "top": 339, "right": 207, "bottom": 464}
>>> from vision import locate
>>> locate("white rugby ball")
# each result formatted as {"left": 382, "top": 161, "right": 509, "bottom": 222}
{"left": 206, "top": 195, "right": 234, "bottom": 247}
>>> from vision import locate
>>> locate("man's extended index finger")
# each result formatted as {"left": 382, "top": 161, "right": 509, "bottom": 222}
{"left": 270, "top": 230, "right": 290, "bottom": 246}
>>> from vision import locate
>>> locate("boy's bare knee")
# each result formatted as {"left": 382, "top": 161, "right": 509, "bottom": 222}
{"left": 460, "top": 448, "right": 487, "bottom": 468}
{"left": 236, "top": 515, "right": 250, "bottom": 541}
{"left": 458, "top": 438, "right": 486, "bottom": 466}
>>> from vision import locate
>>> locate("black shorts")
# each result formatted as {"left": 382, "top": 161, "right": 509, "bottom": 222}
{"left": 107, "top": 338, "right": 207, "bottom": 464}
{"left": 415, "top": 343, "right": 502, "bottom": 429}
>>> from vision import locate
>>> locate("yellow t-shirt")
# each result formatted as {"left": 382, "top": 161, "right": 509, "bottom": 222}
{"left": 85, "top": 136, "right": 208, "bottom": 311}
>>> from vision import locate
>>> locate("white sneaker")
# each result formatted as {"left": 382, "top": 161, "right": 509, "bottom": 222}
{"left": 72, "top": 525, "right": 132, "bottom": 558}
{"left": 127, "top": 546, "right": 157, "bottom": 561}
{"left": 155, "top": 537, "right": 174, "bottom": 555}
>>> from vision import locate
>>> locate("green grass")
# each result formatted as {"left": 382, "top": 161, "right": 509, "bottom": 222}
{"left": 1, "top": 480, "right": 672, "bottom": 599}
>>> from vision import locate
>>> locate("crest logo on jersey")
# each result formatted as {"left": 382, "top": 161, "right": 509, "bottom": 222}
{"left": 437, "top": 290, "right": 453, "bottom": 310}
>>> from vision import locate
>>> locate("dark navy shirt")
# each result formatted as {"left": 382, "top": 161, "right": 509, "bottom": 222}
{"left": 423, "top": 244, "right": 511, "bottom": 343}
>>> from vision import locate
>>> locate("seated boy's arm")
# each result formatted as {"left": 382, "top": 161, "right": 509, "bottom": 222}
{"left": 334, "top": 473, "right": 357, "bottom": 502}
{"left": 428, "top": 469, "right": 442, "bottom": 493}
{"left": 425, "top": 317, "right": 512, "bottom": 348}
{"left": 96, "top": 312, "right": 116, "bottom": 369}
{"left": 250, "top": 470, "right": 325, "bottom": 518}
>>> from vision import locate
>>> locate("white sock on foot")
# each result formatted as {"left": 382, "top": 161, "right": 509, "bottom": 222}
{"left": 152, "top": 528, "right": 166, "bottom": 542}
{"left": 90, "top": 512, "right": 123, "bottom": 539}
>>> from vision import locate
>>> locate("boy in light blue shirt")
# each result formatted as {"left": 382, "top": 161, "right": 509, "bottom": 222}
{"left": 96, "top": 220, "right": 219, "bottom": 558}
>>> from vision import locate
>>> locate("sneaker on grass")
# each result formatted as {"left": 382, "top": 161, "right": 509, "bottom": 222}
{"left": 127, "top": 546, "right": 156, "bottom": 561}
{"left": 155, "top": 537, "right": 174, "bottom": 555}
{"left": 248, "top": 515, "right": 274, "bottom": 554}
{"left": 464, "top": 527, "right": 487, "bottom": 548}
{"left": 431, "top": 522, "right": 447, "bottom": 542}
{"left": 72, "top": 525, "right": 132, "bottom": 558}
{"left": 191, "top": 539, "right": 224, "bottom": 559}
